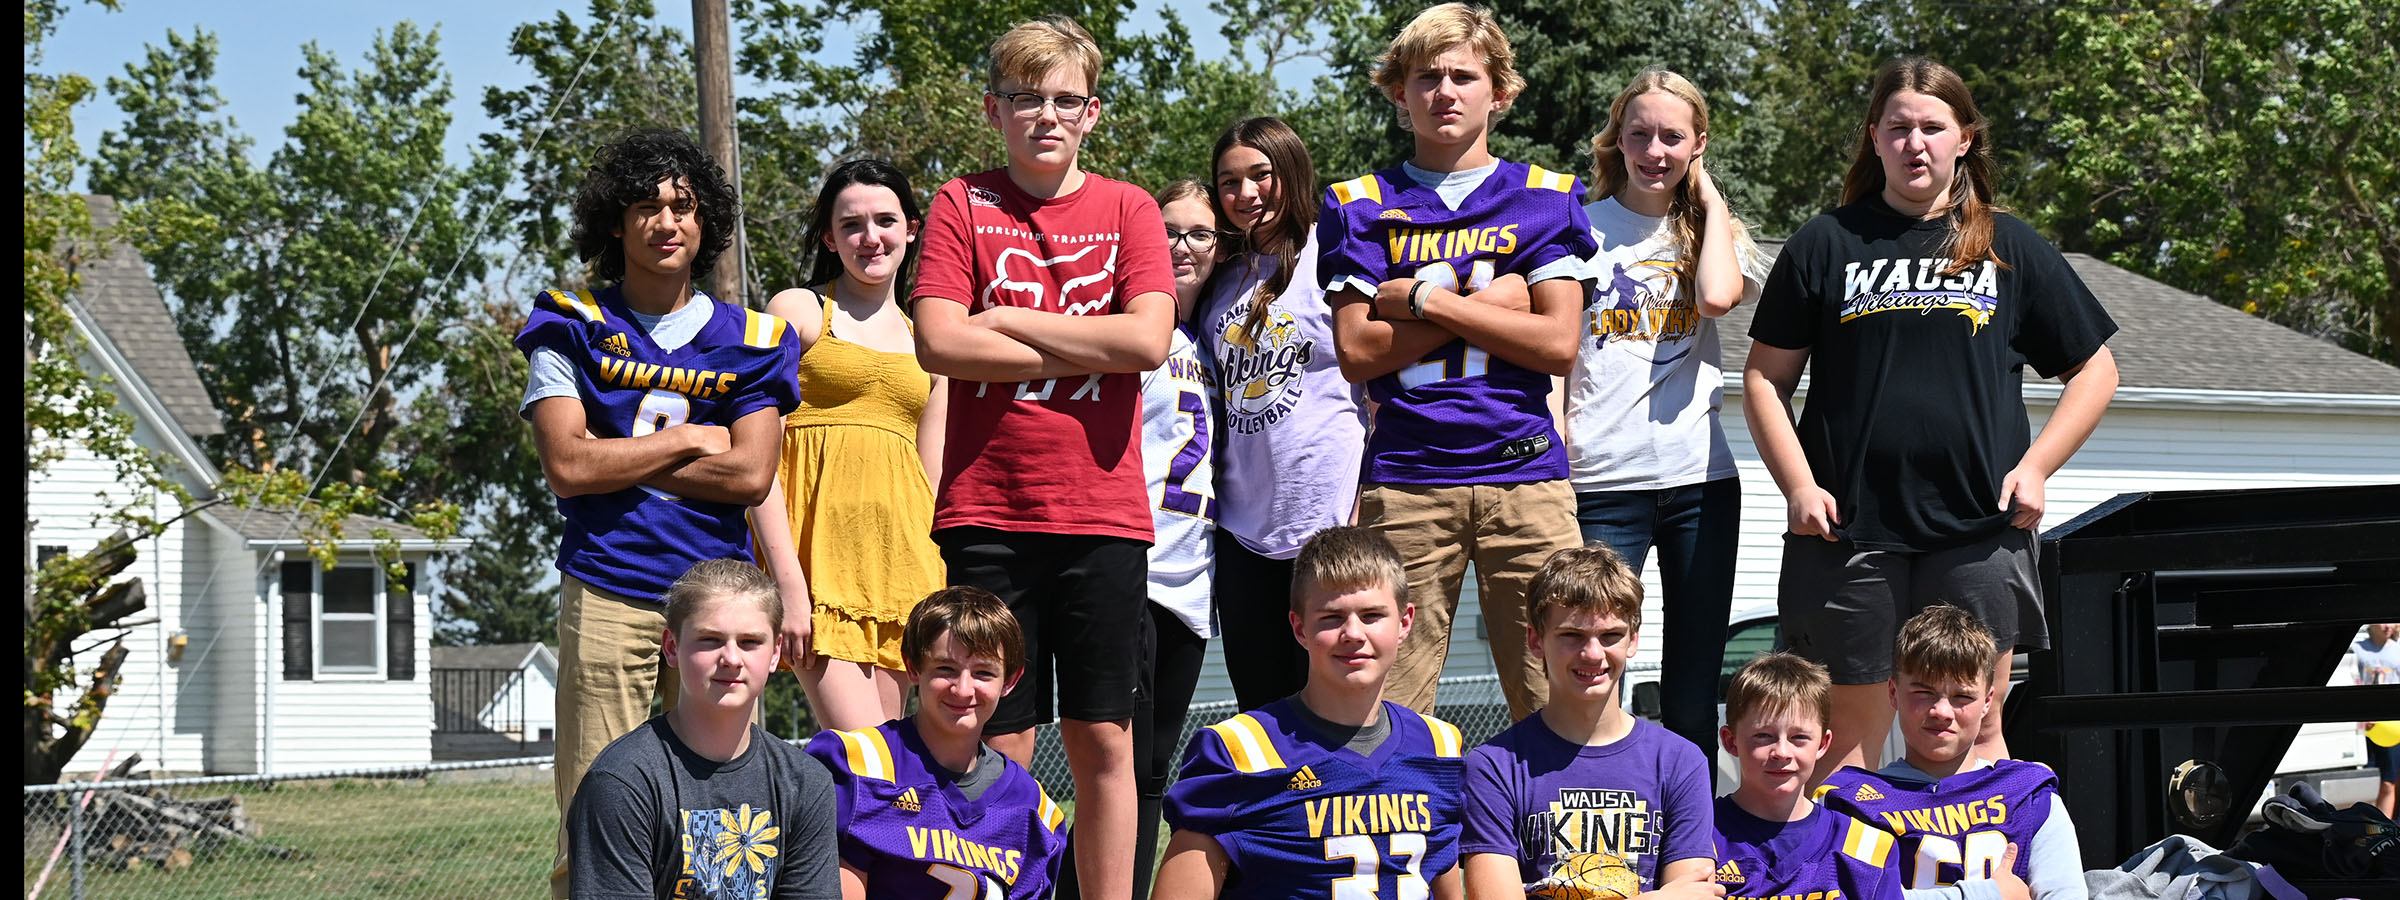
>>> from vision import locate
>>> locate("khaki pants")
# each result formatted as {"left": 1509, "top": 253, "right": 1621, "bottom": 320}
{"left": 550, "top": 575, "right": 674, "bottom": 900}
{"left": 1363, "top": 479, "right": 1580, "bottom": 722}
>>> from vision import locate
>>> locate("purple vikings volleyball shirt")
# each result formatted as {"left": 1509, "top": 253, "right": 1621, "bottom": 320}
{"left": 804, "top": 719, "right": 1068, "bottom": 900}
{"left": 514, "top": 286, "right": 803, "bottom": 599}
{"left": 1315, "top": 160, "right": 1599, "bottom": 485}
{"left": 1818, "top": 760, "right": 2058, "bottom": 890}
{"left": 1165, "top": 699, "right": 1467, "bottom": 900}
{"left": 1711, "top": 797, "right": 1903, "bottom": 900}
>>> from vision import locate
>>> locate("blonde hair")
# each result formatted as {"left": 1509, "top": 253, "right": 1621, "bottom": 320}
{"left": 1372, "top": 3, "right": 1524, "bottom": 113}
{"left": 663, "top": 559, "right": 783, "bottom": 636}
{"left": 1290, "top": 526, "right": 1407, "bottom": 614}
{"left": 1524, "top": 544, "right": 1643, "bottom": 632}
{"left": 1587, "top": 68, "right": 1758, "bottom": 305}
{"left": 987, "top": 16, "right": 1102, "bottom": 95}
{"left": 1894, "top": 605, "right": 2000, "bottom": 690}
{"left": 901, "top": 586, "right": 1027, "bottom": 681}
{"left": 1724, "top": 651, "right": 1831, "bottom": 731}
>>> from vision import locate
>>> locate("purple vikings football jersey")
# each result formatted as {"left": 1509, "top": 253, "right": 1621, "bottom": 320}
{"left": 1711, "top": 797, "right": 1903, "bottom": 900}
{"left": 804, "top": 719, "right": 1068, "bottom": 900}
{"left": 1817, "top": 761, "right": 2058, "bottom": 891}
{"left": 515, "top": 286, "right": 804, "bottom": 600}
{"left": 1315, "top": 160, "right": 1599, "bottom": 485}
{"left": 1164, "top": 699, "right": 1468, "bottom": 900}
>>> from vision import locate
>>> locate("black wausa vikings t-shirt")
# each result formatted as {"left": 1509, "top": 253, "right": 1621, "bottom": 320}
{"left": 1749, "top": 198, "right": 2116, "bottom": 552}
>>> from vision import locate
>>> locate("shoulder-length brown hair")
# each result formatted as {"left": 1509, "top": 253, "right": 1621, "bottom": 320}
{"left": 1210, "top": 116, "right": 1319, "bottom": 340}
{"left": 1842, "top": 56, "right": 2007, "bottom": 275}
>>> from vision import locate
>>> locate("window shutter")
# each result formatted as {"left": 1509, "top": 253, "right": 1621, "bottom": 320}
{"left": 386, "top": 562, "right": 416, "bottom": 680}
{"left": 281, "top": 561, "right": 313, "bottom": 680}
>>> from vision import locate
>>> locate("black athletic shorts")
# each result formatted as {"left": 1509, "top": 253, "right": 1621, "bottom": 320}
{"left": 1777, "top": 527, "right": 2045, "bottom": 685}
{"left": 936, "top": 526, "right": 1148, "bottom": 732}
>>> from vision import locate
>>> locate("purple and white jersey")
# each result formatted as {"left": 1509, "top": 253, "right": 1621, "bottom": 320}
{"left": 1817, "top": 760, "right": 2058, "bottom": 891}
{"left": 1140, "top": 324, "right": 1217, "bottom": 637}
{"left": 1711, "top": 798, "right": 1903, "bottom": 900}
{"left": 804, "top": 719, "right": 1068, "bottom": 900}
{"left": 1316, "top": 160, "right": 1599, "bottom": 485}
{"left": 514, "top": 286, "right": 803, "bottom": 600}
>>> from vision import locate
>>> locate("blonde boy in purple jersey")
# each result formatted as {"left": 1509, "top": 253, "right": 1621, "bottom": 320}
{"left": 1321, "top": 2, "right": 1599, "bottom": 723}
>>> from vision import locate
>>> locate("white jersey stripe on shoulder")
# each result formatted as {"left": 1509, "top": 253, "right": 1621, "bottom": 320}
{"left": 1208, "top": 715, "right": 1285, "bottom": 773}
{"left": 1422, "top": 714, "right": 1462, "bottom": 758}
{"left": 1841, "top": 817, "right": 1894, "bottom": 867}
{"left": 836, "top": 728, "right": 894, "bottom": 782}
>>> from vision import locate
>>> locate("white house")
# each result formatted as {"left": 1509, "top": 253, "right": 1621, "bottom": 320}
{"left": 429, "top": 642, "right": 558, "bottom": 760}
{"left": 1187, "top": 243, "right": 2400, "bottom": 707}
{"left": 36, "top": 197, "right": 458, "bottom": 778}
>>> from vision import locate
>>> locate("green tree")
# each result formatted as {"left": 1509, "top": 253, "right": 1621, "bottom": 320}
{"left": 2035, "top": 0, "right": 2398, "bottom": 361}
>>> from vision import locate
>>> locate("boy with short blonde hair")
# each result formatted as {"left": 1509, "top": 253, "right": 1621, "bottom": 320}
{"left": 1156, "top": 526, "right": 1469, "bottom": 900}
{"left": 1462, "top": 545, "right": 1719, "bottom": 900}
{"left": 1711, "top": 653, "right": 1902, "bottom": 900}
{"left": 569, "top": 560, "right": 840, "bottom": 899}
{"left": 1323, "top": 2, "right": 1600, "bottom": 724}
{"left": 909, "top": 15, "right": 1179, "bottom": 900}
{"left": 806, "top": 588, "right": 1071, "bottom": 900}
{"left": 1817, "top": 606, "right": 2083, "bottom": 900}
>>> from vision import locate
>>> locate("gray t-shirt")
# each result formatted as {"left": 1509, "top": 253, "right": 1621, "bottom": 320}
{"left": 569, "top": 718, "right": 841, "bottom": 900}
{"left": 937, "top": 743, "right": 1010, "bottom": 803}
{"left": 1282, "top": 693, "right": 1392, "bottom": 757}
{"left": 521, "top": 293, "right": 719, "bottom": 414}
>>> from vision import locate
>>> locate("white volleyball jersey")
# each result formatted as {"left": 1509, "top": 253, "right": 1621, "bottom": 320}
{"left": 1141, "top": 325, "right": 1218, "bottom": 638}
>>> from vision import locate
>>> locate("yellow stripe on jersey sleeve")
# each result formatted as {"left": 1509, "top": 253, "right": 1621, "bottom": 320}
{"left": 1037, "top": 788, "right": 1066, "bottom": 832}
{"left": 742, "top": 308, "right": 788, "bottom": 349}
{"left": 547, "top": 289, "right": 608, "bottom": 324}
{"left": 1421, "top": 714, "right": 1463, "bottom": 758}
{"left": 835, "top": 728, "right": 895, "bottom": 782}
{"left": 1330, "top": 175, "right": 1383, "bottom": 207}
{"left": 1840, "top": 817, "right": 1896, "bottom": 867}
{"left": 1524, "top": 165, "right": 1575, "bottom": 193}
{"left": 1205, "top": 714, "right": 1288, "bottom": 773}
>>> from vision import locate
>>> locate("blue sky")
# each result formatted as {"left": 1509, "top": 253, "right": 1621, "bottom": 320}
{"left": 41, "top": 1, "right": 1327, "bottom": 190}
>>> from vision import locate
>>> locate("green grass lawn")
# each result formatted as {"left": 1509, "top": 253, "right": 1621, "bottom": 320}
{"left": 22, "top": 777, "right": 555, "bottom": 899}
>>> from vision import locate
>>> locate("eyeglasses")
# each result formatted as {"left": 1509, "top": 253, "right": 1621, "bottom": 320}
{"left": 1166, "top": 228, "right": 1224, "bottom": 252}
{"left": 987, "top": 91, "right": 1097, "bottom": 120}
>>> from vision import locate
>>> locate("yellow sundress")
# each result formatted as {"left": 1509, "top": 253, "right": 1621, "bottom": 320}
{"left": 758, "top": 293, "right": 943, "bottom": 669}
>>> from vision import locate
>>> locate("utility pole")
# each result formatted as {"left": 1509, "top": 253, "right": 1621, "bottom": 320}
{"left": 693, "top": 0, "right": 747, "bottom": 307}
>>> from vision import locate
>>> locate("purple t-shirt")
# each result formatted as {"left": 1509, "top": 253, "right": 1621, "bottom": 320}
{"left": 1462, "top": 715, "right": 1716, "bottom": 894}
{"left": 1316, "top": 159, "right": 1598, "bottom": 485}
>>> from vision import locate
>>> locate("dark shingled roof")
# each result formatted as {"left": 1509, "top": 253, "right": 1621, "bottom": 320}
{"left": 1722, "top": 240, "right": 2400, "bottom": 395}
{"left": 69, "top": 196, "right": 226, "bottom": 437}
{"left": 430, "top": 643, "right": 554, "bottom": 672}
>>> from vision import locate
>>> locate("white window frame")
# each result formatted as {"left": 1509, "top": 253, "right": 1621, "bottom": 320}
{"left": 312, "top": 562, "right": 386, "bottom": 679}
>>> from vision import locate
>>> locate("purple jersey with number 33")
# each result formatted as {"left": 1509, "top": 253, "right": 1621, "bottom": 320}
{"left": 1315, "top": 160, "right": 1598, "bottom": 485}
{"left": 1817, "top": 760, "right": 2057, "bottom": 891}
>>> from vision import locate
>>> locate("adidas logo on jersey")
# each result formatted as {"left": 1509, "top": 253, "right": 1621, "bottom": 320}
{"left": 597, "top": 332, "right": 632, "bottom": 358}
{"left": 1714, "top": 860, "right": 1744, "bottom": 884}
{"left": 1377, "top": 209, "right": 1413, "bottom": 221}
{"left": 893, "top": 787, "right": 922, "bottom": 813}
{"left": 1286, "top": 766, "right": 1322, "bottom": 791}
{"left": 1854, "top": 783, "right": 1885, "bottom": 802}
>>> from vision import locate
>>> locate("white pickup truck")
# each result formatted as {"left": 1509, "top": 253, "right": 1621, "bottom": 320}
{"left": 1629, "top": 607, "right": 2380, "bottom": 812}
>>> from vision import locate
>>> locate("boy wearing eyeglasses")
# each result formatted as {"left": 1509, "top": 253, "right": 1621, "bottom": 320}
{"left": 907, "top": 15, "right": 1178, "bottom": 900}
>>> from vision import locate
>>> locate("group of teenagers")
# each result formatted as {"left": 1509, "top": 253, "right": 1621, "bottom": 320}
{"left": 519, "top": 4, "right": 2127, "bottom": 900}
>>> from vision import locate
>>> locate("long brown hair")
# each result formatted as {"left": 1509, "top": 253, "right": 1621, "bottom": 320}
{"left": 1210, "top": 116, "right": 1319, "bottom": 341}
{"left": 1586, "top": 68, "right": 1754, "bottom": 303}
{"left": 1842, "top": 56, "right": 2007, "bottom": 275}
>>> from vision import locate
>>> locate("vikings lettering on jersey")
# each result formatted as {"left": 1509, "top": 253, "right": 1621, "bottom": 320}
{"left": 1315, "top": 161, "right": 1599, "bottom": 484}
{"left": 513, "top": 286, "right": 803, "bottom": 600}
{"left": 803, "top": 719, "right": 1067, "bottom": 900}
{"left": 1164, "top": 700, "right": 1466, "bottom": 900}
{"left": 1817, "top": 761, "right": 2057, "bottom": 891}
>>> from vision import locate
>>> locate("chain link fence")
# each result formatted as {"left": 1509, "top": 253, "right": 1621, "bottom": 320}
{"left": 21, "top": 674, "right": 1556, "bottom": 899}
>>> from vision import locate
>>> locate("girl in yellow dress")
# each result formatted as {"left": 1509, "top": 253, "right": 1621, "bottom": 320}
{"left": 752, "top": 159, "right": 947, "bottom": 731}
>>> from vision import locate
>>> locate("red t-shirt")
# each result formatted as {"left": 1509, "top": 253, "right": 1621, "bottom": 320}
{"left": 912, "top": 169, "right": 1177, "bottom": 542}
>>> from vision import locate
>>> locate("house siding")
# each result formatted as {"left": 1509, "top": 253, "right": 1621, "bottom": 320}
{"left": 263, "top": 556, "right": 438, "bottom": 773}
{"left": 1184, "top": 397, "right": 2400, "bottom": 709}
